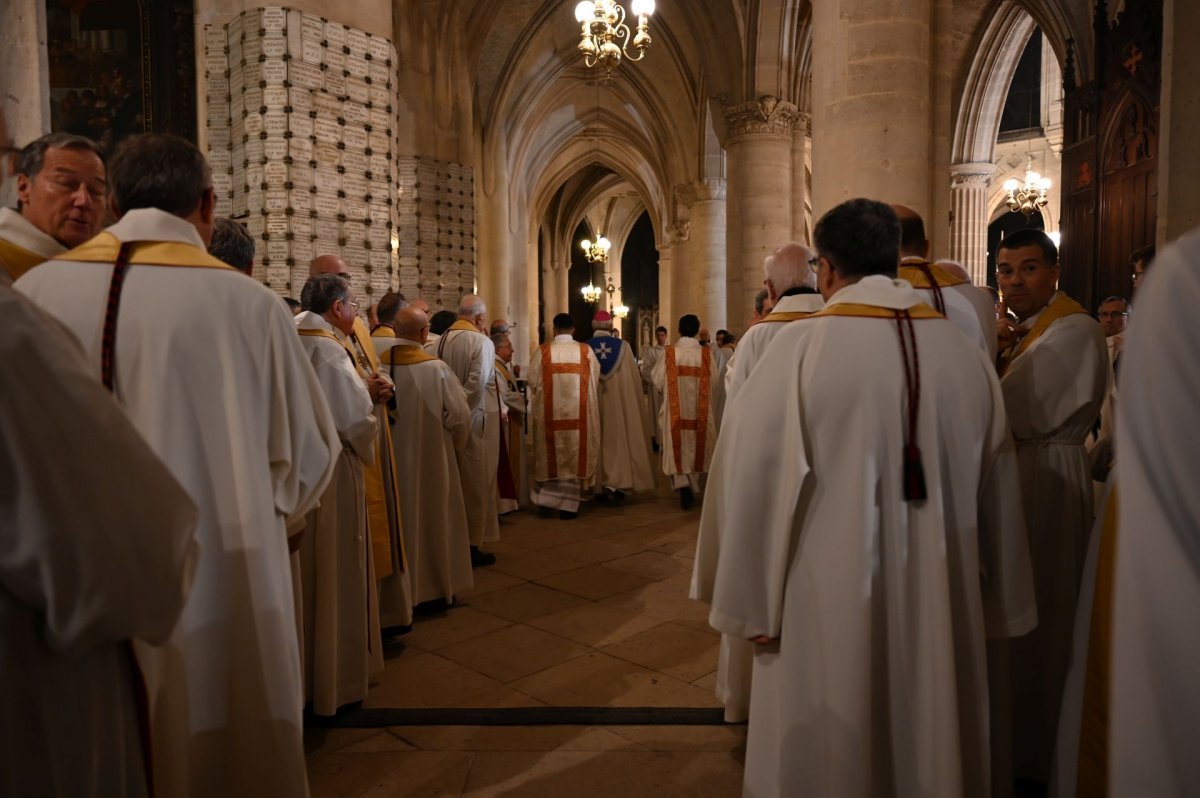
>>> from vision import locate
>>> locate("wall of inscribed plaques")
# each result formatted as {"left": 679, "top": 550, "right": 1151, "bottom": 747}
{"left": 395, "top": 156, "right": 476, "bottom": 311}
{"left": 202, "top": 7, "right": 399, "bottom": 303}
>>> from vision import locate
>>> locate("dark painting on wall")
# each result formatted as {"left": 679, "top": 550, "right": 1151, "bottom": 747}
{"left": 46, "top": 0, "right": 196, "bottom": 153}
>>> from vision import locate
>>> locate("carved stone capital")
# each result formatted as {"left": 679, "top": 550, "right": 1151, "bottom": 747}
{"left": 724, "top": 95, "right": 800, "bottom": 140}
{"left": 675, "top": 178, "right": 727, "bottom": 206}
{"left": 949, "top": 162, "right": 996, "bottom": 188}
{"left": 664, "top": 219, "right": 691, "bottom": 246}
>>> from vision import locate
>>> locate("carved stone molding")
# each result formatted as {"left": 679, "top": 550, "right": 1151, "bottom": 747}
{"left": 724, "top": 95, "right": 800, "bottom": 140}
{"left": 950, "top": 162, "right": 996, "bottom": 188}
{"left": 664, "top": 219, "right": 691, "bottom": 246}
{"left": 675, "top": 178, "right": 727, "bottom": 206}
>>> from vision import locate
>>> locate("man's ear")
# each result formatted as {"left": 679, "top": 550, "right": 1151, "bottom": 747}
{"left": 108, "top": 193, "right": 123, "bottom": 219}
{"left": 200, "top": 186, "right": 216, "bottom": 224}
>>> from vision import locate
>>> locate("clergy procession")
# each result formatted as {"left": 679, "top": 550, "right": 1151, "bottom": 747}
{"left": 2, "top": 113, "right": 1198, "bottom": 797}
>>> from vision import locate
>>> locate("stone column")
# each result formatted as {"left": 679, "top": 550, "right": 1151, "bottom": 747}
{"left": 724, "top": 96, "right": 798, "bottom": 333}
{"left": 791, "top": 113, "right": 812, "bottom": 244}
{"left": 664, "top": 219, "right": 692, "bottom": 328}
{"left": 811, "top": 0, "right": 934, "bottom": 220}
{"left": 679, "top": 179, "right": 728, "bottom": 330}
{"left": 656, "top": 244, "right": 674, "bottom": 336}
{"left": 0, "top": 0, "right": 49, "bottom": 207}
{"left": 1158, "top": 0, "right": 1200, "bottom": 242}
{"left": 949, "top": 162, "right": 995, "bottom": 284}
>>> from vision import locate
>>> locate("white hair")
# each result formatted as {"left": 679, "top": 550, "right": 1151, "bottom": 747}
{"left": 933, "top": 259, "right": 972, "bottom": 285}
{"left": 763, "top": 242, "right": 817, "bottom": 292}
{"left": 457, "top": 294, "right": 487, "bottom": 318}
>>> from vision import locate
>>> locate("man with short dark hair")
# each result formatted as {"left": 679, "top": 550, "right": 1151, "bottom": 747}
{"left": 528, "top": 313, "right": 600, "bottom": 518}
{"left": 695, "top": 198, "right": 1034, "bottom": 797}
{"left": 16, "top": 133, "right": 340, "bottom": 797}
{"left": 652, "top": 313, "right": 720, "bottom": 510}
{"left": 1130, "top": 244, "right": 1155, "bottom": 291}
{"left": 994, "top": 227, "right": 1107, "bottom": 787}
{"left": 1, "top": 132, "right": 107, "bottom": 284}
{"left": 294, "top": 273, "right": 382, "bottom": 717}
{"left": 207, "top": 217, "right": 255, "bottom": 274}
{"left": 752, "top": 287, "right": 773, "bottom": 322}
{"left": 373, "top": 291, "right": 407, "bottom": 334}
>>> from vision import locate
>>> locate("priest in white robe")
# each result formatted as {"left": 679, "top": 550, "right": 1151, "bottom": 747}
{"left": 0, "top": 284, "right": 200, "bottom": 798}
{"left": 381, "top": 307, "right": 475, "bottom": 605}
{"left": 0, "top": 133, "right": 107, "bottom": 285}
{"left": 696, "top": 242, "right": 824, "bottom": 724}
{"left": 994, "top": 229, "right": 1107, "bottom": 786}
{"left": 699, "top": 199, "right": 1036, "bottom": 798}
{"left": 433, "top": 294, "right": 499, "bottom": 565}
{"left": 295, "top": 274, "right": 384, "bottom": 716}
{"left": 16, "top": 134, "right": 340, "bottom": 798}
{"left": 891, "top": 204, "right": 996, "bottom": 359}
{"left": 651, "top": 314, "right": 721, "bottom": 510}
{"left": 527, "top": 313, "right": 601, "bottom": 518}
{"left": 1106, "top": 227, "right": 1200, "bottom": 796}
{"left": 638, "top": 325, "right": 668, "bottom": 449}
{"left": 309, "top": 255, "right": 411, "bottom": 631}
{"left": 586, "top": 309, "right": 655, "bottom": 501}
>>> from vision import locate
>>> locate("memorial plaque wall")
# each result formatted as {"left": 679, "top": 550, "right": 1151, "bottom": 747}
{"left": 395, "top": 156, "right": 476, "bottom": 311}
{"left": 204, "top": 8, "right": 400, "bottom": 303}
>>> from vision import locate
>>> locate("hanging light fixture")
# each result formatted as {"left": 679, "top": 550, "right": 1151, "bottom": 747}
{"left": 573, "top": 0, "right": 654, "bottom": 79}
{"left": 580, "top": 234, "right": 611, "bottom": 264}
{"left": 1003, "top": 156, "right": 1051, "bottom": 218}
{"left": 613, "top": 303, "right": 630, "bottom": 319}
{"left": 581, "top": 275, "right": 603, "bottom": 304}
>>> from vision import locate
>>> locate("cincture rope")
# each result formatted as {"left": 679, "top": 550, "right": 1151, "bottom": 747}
{"left": 913, "top": 260, "right": 946, "bottom": 315}
{"left": 894, "top": 309, "right": 927, "bottom": 502}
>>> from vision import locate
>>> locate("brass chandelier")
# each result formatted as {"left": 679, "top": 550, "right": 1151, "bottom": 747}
{"left": 574, "top": 0, "right": 655, "bottom": 78}
{"left": 1002, "top": 157, "right": 1052, "bottom": 218}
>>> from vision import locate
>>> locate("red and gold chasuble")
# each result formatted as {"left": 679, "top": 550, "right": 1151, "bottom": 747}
{"left": 665, "top": 345, "right": 712, "bottom": 474}
{"left": 539, "top": 342, "right": 592, "bottom": 480}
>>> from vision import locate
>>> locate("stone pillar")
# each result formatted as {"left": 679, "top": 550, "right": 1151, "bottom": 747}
{"left": 656, "top": 244, "right": 674, "bottom": 336}
{"left": 0, "top": 0, "right": 49, "bottom": 207}
{"left": 791, "top": 113, "right": 812, "bottom": 244}
{"left": 665, "top": 220, "right": 692, "bottom": 328}
{"left": 679, "top": 179, "right": 728, "bottom": 330}
{"left": 1158, "top": 0, "right": 1200, "bottom": 242}
{"left": 724, "top": 96, "right": 798, "bottom": 333}
{"left": 949, "top": 162, "right": 995, "bottom": 284}
{"left": 811, "top": 0, "right": 934, "bottom": 220}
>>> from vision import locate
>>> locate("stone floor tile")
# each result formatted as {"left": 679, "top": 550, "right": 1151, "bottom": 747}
{"left": 600, "top": 621, "right": 722, "bottom": 682}
{"left": 466, "top": 582, "right": 590, "bottom": 623}
{"left": 389, "top": 725, "right": 642, "bottom": 753}
{"left": 535, "top": 564, "right": 652, "bottom": 601}
{"left": 508, "top": 651, "right": 690, "bottom": 707}
{"left": 456, "top": 568, "right": 525, "bottom": 598}
{"left": 364, "top": 652, "right": 506, "bottom": 709}
{"left": 305, "top": 727, "right": 390, "bottom": 756}
{"left": 526, "top": 602, "right": 664, "bottom": 648}
{"left": 607, "top": 724, "right": 747, "bottom": 752}
{"left": 307, "top": 750, "right": 473, "bottom": 798}
{"left": 445, "top": 685, "right": 548, "bottom": 708}
{"left": 500, "top": 524, "right": 585, "bottom": 551}
{"left": 609, "top": 580, "right": 713, "bottom": 625}
{"left": 691, "top": 669, "right": 718, "bottom": 690}
{"left": 437, "top": 624, "right": 590, "bottom": 683}
{"left": 604, "top": 550, "right": 692, "bottom": 581}
{"left": 401, "top": 607, "right": 514, "bottom": 652}
{"left": 546, "top": 537, "right": 644, "bottom": 566}
{"left": 461, "top": 750, "right": 744, "bottom": 798}
{"left": 488, "top": 548, "right": 590, "bottom": 581}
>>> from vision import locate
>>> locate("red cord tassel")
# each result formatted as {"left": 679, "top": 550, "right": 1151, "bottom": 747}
{"left": 903, "top": 443, "right": 927, "bottom": 502}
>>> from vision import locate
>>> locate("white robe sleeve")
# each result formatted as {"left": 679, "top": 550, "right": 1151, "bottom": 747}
{"left": 442, "top": 365, "right": 472, "bottom": 451}
{"left": 265, "top": 304, "right": 340, "bottom": 524}
{"left": 1002, "top": 315, "right": 1106, "bottom": 439}
{"left": 702, "top": 332, "right": 811, "bottom": 640}
{"left": 310, "top": 338, "right": 378, "bottom": 464}
{"left": 0, "top": 287, "right": 200, "bottom": 654}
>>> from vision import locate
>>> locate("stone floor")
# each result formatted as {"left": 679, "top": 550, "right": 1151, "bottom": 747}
{"left": 305, "top": 483, "right": 747, "bottom": 797}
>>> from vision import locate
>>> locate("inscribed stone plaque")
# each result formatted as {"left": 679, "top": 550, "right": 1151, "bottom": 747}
{"left": 245, "top": 215, "right": 264, "bottom": 236}
{"left": 342, "top": 150, "right": 367, "bottom": 174}
{"left": 369, "top": 203, "right": 391, "bottom": 223}
{"left": 242, "top": 36, "right": 261, "bottom": 64}
{"left": 289, "top": 61, "right": 322, "bottom": 90}
{"left": 206, "top": 106, "right": 229, "bottom": 128}
{"left": 371, "top": 250, "right": 392, "bottom": 271}
{"left": 288, "top": 115, "right": 313, "bottom": 139}
{"left": 368, "top": 225, "right": 390, "bottom": 247}
{"left": 263, "top": 137, "right": 287, "bottom": 161}
{"left": 291, "top": 216, "right": 313, "bottom": 239}
{"left": 313, "top": 194, "right": 341, "bottom": 217}
{"left": 210, "top": 150, "right": 232, "bottom": 173}
{"left": 244, "top": 114, "right": 264, "bottom": 137}
{"left": 263, "top": 112, "right": 287, "bottom": 138}
{"left": 290, "top": 190, "right": 312, "bottom": 213}
{"left": 267, "top": 240, "right": 290, "bottom": 263}
{"left": 324, "top": 48, "right": 346, "bottom": 73}
{"left": 343, "top": 101, "right": 368, "bottom": 127}
{"left": 290, "top": 167, "right": 312, "bottom": 189}
{"left": 301, "top": 14, "right": 323, "bottom": 41}
{"left": 262, "top": 36, "right": 286, "bottom": 59}
{"left": 228, "top": 41, "right": 242, "bottom": 65}
{"left": 312, "top": 142, "right": 340, "bottom": 167}
{"left": 206, "top": 74, "right": 229, "bottom": 97}
{"left": 324, "top": 73, "right": 346, "bottom": 98}
{"left": 242, "top": 61, "right": 263, "bottom": 86}
{"left": 312, "top": 93, "right": 341, "bottom": 118}
{"left": 228, "top": 13, "right": 244, "bottom": 42}
{"left": 341, "top": 172, "right": 368, "bottom": 197}
{"left": 346, "top": 78, "right": 369, "bottom": 105}
{"left": 265, "top": 214, "right": 289, "bottom": 236}
{"left": 291, "top": 240, "right": 313, "bottom": 264}
{"left": 325, "top": 23, "right": 346, "bottom": 49}
{"left": 264, "top": 164, "right": 288, "bottom": 187}
{"left": 313, "top": 167, "right": 340, "bottom": 194}
{"left": 346, "top": 55, "right": 368, "bottom": 79}
{"left": 315, "top": 218, "right": 341, "bottom": 241}
{"left": 343, "top": 197, "right": 368, "bottom": 220}
{"left": 342, "top": 220, "right": 367, "bottom": 242}
{"left": 263, "top": 86, "right": 288, "bottom": 109}
{"left": 205, "top": 26, "right": 225, "bottom": 52}
{"left": 228, "top": 94, "right": 244, "bottom": 118}
{"left": 232, "top": 193, "right": 247, "bottom": 216}
{"left": 313, "top": 119, "right": 340, "bottom": 144}
{"left": 262, "top": 59, "right": 287, "bottom": 85}
{"left": 343, "top": 246, "right": 368, "bottom": 269}
{"left": 246, "top": 192, "right": 263, "bottom": 213}
{"left": 347, "top": 29, "right": 369, "bottom": 55}
{"left": 245, "top": 163, "right": 264, "bottom": 188}
{"left": 245, "top": 138, "right": 264, "bottom": 163}
{"left": 368, "top": 36, "right": 391, "bottom": 61}
{"left": 314, "top": 239, "right": 340, "bottom": 258}
{"left": 229, "top": 64, "right": 244, "bottom": 92}
{"left": 243, "top": 85, "right": 263, "bottom": 112}
{"left": 289, "top": 88, "right": 312, "bottom": 114}
{"left": 368, "top": 61, "right": 389, "bottom": 86}
{"left": 267, "top": 266, "right": 288, "bottom": 284}
{"left": 212, "top": 173, "right": 232, "bottom": 196}
{"left": 204, "top": 52, "right": 227, "bottom": 74}
{"left": 369, "top": 84, "right": 389, "bottom": 106}
{"left": 368, "top": 130, "right": 390, "bottom": 154}
{"left": 260, "top": 8, "right": 286, "bottom": 31}
{"left": 300, "top": 39, "right": 321, "bottom": 65}
{"left": 263, "top": 189, "right": 287, "bottom": 213}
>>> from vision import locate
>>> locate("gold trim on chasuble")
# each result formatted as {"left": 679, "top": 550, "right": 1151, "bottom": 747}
{"left": 540, "top": 342, "right": 591, "bottom": 480}
{"left": 665, "top": 346, "right": 711, "bottom": 473}
{"left": 448, "top": 319, "right": 481, "bottom": 333}
{"left": 380, "top": 345, "right": 438, "bottom": 366}
{"left": 760, "top": 310, "right": 819, "bottom": 323}
{"left": 996, "top": 292, "right": 1089, "bottom": 376}
{"left": 898, "top": 261, "right": 969, "bottom": 289}
{"left": 0, "top": 238, "right": 51, "bottom": 281}
{"left": 807, "top": 302, "right": 944, "bottom": 320}
{"left": 56, "top": 231, "right": 235, "bottom": 270}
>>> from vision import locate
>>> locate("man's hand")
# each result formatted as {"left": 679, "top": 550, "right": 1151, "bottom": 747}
{"left": 997, "top": 317, "right": 1024, "bottom": 352}
{"left": 749, "top": 635, "right": 777, "bottom": 645}
{"left": 367, "top": 373, "right": 394, "bottom": 404}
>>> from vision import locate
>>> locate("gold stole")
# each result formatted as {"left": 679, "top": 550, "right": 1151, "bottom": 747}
{"left": 55, "top": 231, "right": 234, "bottom": 270}
{"left": 349, "top": 316, "right": 404, "bottom": 576}
{"left": 760, "top": 310, "right": 818, "bottom": 323}
{"left": 807, "top": 302, "right": 944, "bottom": 320}
{"left": 540, "top": 342, "right": 591, "bottom": 480}
{"left": 371, "top": 324, "right": 396, "bottom": 339}
{"left": 448, "top": 319, "right": 480, "bottom": 333}
{"left": 898, "top": 261, "right": 969, "bottom": 288}
{"left": 380, "top": 344, "right": 437, "bottom": 366}
{"left": 0, "top": 238, "right": 53, "bottom": 281}
{"left": 996, "top": 293, "right": 1089, "bottom": 376}
{"left": 494, "top": 359, "right": 515, "bottom": 387}
{"left": 297, "top": 327, "right": 357, "bottom": 364}
{"left": 665, "top": 346, "right": 712, "bottom": 473}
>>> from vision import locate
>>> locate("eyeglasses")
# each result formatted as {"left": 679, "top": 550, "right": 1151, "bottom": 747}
{"left": 1097, "top": 311, "right": 1128, "bottom": 318}
{"left": 344, "top": 300, "right": 359, "bottom": 310}
{"left": 807, "top": 257, "right": 820, "bottom": 274}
